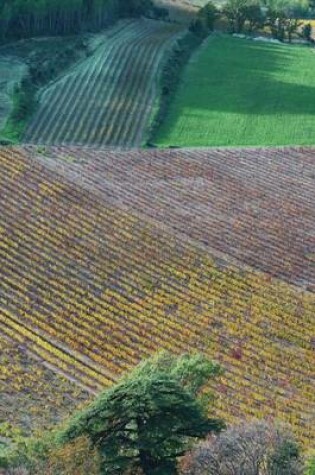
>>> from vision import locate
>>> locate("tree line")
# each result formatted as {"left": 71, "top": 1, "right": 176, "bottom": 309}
{"left": 0, "top": 0, "right": 153, "bottom": 41}
{"left": 193, "top": 0, "right": 313, "bottom": 42}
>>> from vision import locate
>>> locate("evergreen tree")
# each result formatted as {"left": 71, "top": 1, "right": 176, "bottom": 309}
{"left": 0, "top": 0, "right": 153, "bottom": 42}
{"left": 57, "top": 353, "right": 225, "bottom": 475}
{"left": 198, "top": 2, "right": 219, "bottom": 31}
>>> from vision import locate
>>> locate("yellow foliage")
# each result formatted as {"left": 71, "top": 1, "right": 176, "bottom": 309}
{"left": 0, "top": 147, "right": 314, "bottom": 449}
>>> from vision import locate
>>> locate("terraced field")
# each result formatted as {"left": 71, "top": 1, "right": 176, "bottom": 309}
{"left": 0, "top": 146, "right": 314, "bottom": 445}
{"left": 24, "top": 20, "right": 181, "bottom": 147}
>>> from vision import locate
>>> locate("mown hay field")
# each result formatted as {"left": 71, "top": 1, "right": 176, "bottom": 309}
{"left": 155, "top": 36, "right": 315, "bottom": 147}
{"left": 0, "top": 146, "right": 314, "bottom": 446}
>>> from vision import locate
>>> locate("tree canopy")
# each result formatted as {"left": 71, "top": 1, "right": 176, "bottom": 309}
{"left": 57, "top": 352, "right": 225, "bottom": 475}
{"left": 181, "top": 420, "right": 304, "bottom": 475}
{"left": 0, "top": 0, "right": 154, "bottom": 41}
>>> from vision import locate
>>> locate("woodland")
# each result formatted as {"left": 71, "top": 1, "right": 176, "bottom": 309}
{"left": 0, "top": 0, "right": 154, "bottom": 40}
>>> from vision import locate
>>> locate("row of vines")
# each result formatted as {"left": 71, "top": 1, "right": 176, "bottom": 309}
{"left": 0, "top": 337, "right": 89, "bottom": 435}
{"left": 28, "top": 145, "right": 315, "bottom": 288}
{"left": 24, "top": 19, "right": 182, "bottom": 147}
{"left": 0, "top": 147, "right": 314, "bottom": 445}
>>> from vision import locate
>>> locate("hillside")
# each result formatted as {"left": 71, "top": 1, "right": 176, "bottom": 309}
{"left": 153, "top": 0, "right": 207, "bottom": 22}
{"left": 23, "top": 19, "right": 182, "bottom": 147}
{"left": 0, "top": 59, "right": 26, "bottom": 132}
{"left": 0, "top": 338, "right": 89, "bottom": 435}
{"left": 155, "top": 36, "right": 315, "bottom": 147}
{"left": 25, "top": 145, "right": 315, "bottom": 289}
{"left": 0, "top": 145, "right": 314, "bottom": 446}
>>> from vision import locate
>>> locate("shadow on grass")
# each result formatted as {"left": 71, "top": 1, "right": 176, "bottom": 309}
{"left": 167, "top": 37, "right": 315, "bottom": 118}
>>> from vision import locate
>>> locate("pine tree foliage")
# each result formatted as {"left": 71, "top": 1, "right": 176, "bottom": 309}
{"left": 57, "top": 352, "right": 225, "bottom": 475}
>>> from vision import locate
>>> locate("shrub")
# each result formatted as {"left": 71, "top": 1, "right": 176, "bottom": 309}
{"left": 305, "top": 455, "right": 315, "bottom": 475}
{"left": 301, "top": 23, "right": 312, "bottom": 41}
{"left": 57, "top": 352, "right": 225, "bottom": 475}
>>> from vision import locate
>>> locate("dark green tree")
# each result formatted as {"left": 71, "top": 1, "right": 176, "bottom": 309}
{"left": 264, "top": 0, "right": 307, "bottom": 40}
{"left": 301, "top": 22, "right": 312, "bottom": 40}
{"left": 266, "top": 6, "right": 287, "bottom": 39}
{"left": 57, "top": 353, "right": 225, "bottom": 475}
{"left": 0, "top": 0, "right": 11, "bottom": 41}
{"left": 0, "top": 0, "right": 155, "bottom": 42}
{"left": 285, "top": 17, "right": 302, "bottom": 41}
{"left": 121, "top": 0, "right": 153, "bottom": 17}
{"left": 267, "top": 437, "right": 302, "bottom": 474}
{"left": 223, "top": 0, "right": 250, "bottom": 33}
{"left": 243, "top": 3, "right": 265, "bottom": 32}
{"left": 198, "top": 2, "right": 220, "bottom": 31}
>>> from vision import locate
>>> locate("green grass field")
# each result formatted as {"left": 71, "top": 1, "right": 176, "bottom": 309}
{"left": 155, "top": 36, "right": 315, "bottom": 147}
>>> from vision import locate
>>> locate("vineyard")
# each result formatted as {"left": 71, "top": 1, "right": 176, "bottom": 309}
{"left": 25, "top": 145, "right": 315, "bottom": 289}
{"left": 24, "top": 19, "right": 182, "bottom": 147}
{"left": 0, "top": 337, "right": 89, "bottom": 434}
{"left": 0, "top": 146, "right": 314, "bottom": 446}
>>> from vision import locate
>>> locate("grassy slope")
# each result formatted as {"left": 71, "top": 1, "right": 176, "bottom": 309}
{"left": 0, "top": 59, "right": 27, "bottom": 133}
{"left": 155, "top": 36, "right": 315, "bottom": 147}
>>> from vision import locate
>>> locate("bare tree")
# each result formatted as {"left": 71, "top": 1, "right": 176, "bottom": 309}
{"left": 180, "top": 420, "right": 304, "bottom": 475}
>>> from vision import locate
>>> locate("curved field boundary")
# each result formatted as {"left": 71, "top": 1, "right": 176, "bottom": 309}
{"left": 24, "top": 19, "right": 182, "bottom": 147}
{"left": 0, "top": 147, "right": 314, "bottom": 446}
